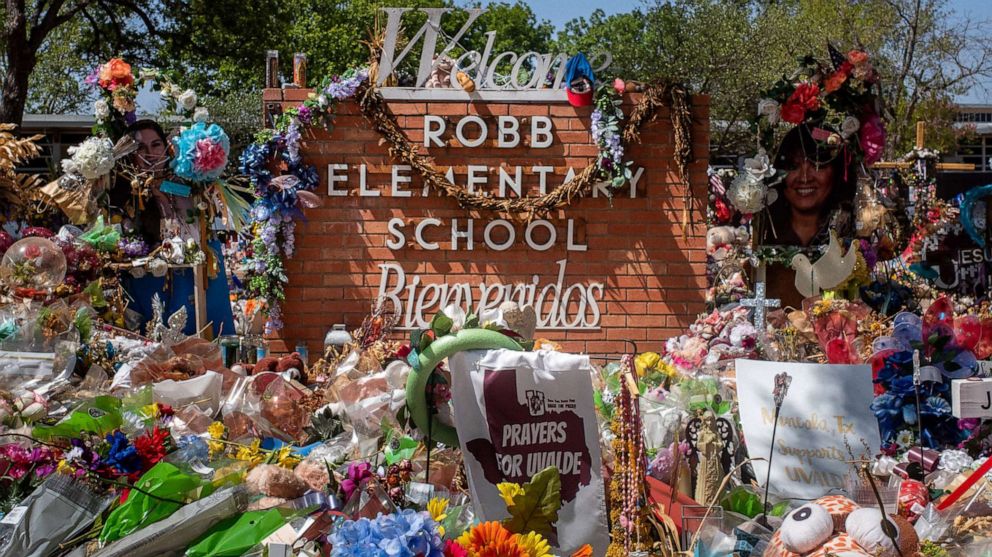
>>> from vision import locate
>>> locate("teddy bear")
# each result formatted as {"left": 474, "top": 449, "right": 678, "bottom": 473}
{"left": 249, "top": 352, "right": 306, "bottom": 381}
{"left": 706, "top": 226, "right": 748, "bottom": 261}
{"left": 765, "top": 494, "right": 919, "bottom": 557}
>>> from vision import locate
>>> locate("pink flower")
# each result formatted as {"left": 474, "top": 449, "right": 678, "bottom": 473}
{"left": 193, "top": 139, "right": 228, "bottom": 174}
{"left": 613, "top": 78, "right": 626, "bottom": 95}
{"left": 859, "top": 114, "right": 886, "bottom": 165}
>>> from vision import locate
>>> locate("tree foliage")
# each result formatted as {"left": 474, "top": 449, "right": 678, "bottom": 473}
{"left": 555, "top": 0, "right": 992, "bottom": 156}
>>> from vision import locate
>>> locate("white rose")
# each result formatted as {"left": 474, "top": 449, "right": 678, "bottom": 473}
{"left": 727, "top": 172, "right": 769, "bottom": 214}
{"left": 743, "top": 149, "right": 775, "bottom": 180}
{"left": 841, "top": 116, "right": 860, "bottom": 138}
{"left": 94, "top": 99, "right": 110, "bottom": 119}
{"left": 193, "top": 106, "right": 210, "bottom": 122}
{"left": 757, "top": 98, "right": 780, "bottom": 126}
{"left": 178, "top": 89, "right": 197, "bottom": 111}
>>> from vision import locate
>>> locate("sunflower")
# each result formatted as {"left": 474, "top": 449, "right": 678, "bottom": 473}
{"left": 514, "top": 532, "right": 551, "bottom": 557}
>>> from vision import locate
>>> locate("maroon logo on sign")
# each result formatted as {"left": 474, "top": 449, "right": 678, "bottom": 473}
{"left": 465, "top": 368, "right": 592, "bottom": 504}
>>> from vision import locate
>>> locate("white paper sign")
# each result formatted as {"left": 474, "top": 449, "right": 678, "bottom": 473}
{"left": 735, "top": 359, "right": 881, "bottom": 500}
{"left": 449, "top": 349, "right": 609, "bottom": 555}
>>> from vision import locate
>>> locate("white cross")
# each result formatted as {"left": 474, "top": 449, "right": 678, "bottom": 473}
{"left": 741, "top": 282, "right": 780, "bottom": 330}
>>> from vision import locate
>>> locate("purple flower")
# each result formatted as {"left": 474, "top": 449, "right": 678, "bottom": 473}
{"left": 341, "top": 461, "right": 373, "bottom": 502}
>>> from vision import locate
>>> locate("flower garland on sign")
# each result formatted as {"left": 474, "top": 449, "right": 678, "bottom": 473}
{"left": 591, "top": 82, "right": 632, "bottom": 189}
{"left": 239, "top": 69, "right": 367, "bottom": 332}
{"left": 355, "top": 79, "right": 693, "bottom": 217}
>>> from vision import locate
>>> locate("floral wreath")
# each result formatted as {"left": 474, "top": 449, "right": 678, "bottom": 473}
{"left": 724, "top": 46, "right": 886, "bottom": 218}
{"left": 88, "top": 58, "right": 210, "bottom": 140}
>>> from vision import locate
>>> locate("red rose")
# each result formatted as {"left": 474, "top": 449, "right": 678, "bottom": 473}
{"left": 714, "top": 197, "right": 733, "bottom": 223}
{"left": 790, "top": 82, "right": 820, "bottom": 110}
{"left": 780, "top": 100, "right": 806, "bottom": 124}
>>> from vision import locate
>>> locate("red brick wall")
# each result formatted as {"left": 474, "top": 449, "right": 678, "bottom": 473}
{"left": 263, "top": 87, "right": 709, "bottom": 356}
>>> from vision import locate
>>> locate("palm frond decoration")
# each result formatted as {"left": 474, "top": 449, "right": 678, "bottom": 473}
{"left": 0, "top": 124, "right": 46, "bottom": 215}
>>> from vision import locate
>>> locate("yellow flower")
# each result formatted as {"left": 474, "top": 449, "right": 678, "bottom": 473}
{"left": 141, "top": 403, "right": 160, "bottom": 419}
{"left": 56, "top": 460, "right": 74, "bottom": 475}
{"left": 497, "top": 482, "right": 524, "bottom": 508}
{"left": 427, "top": 497, "right": 449, "bottom": 522}
{"left": 634, "top": 352, "right": 660, "bottom": 377}
{"left": 207, "top": 421, "right": 226, "bottom": 456}
{"left": 273, "top": 446, "right": 301, "bottom": 469}
{"left": 235, "top": 439, "right": 264, "bottom": 466}
{"left": 657, "top": 360, "right": 678, "bottom": 378}
{"left": 515, "top": 531, "right": 552, "bottom": 557}
{"left": 427, "top": 497, "right": 449, "bottom": 536}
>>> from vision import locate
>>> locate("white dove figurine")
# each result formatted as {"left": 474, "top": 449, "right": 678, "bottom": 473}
{"left": 790, "top": 231, "right": 858, "bottom": 297}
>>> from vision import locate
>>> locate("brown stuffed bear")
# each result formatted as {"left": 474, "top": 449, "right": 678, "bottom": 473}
{"left": 248, "top": 352, "right": 305, "bottom": 379}
{"left": 766, "top": 494, "right": 919, "bottom": 557}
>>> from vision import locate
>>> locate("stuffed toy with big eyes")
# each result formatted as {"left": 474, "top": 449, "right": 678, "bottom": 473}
{"left": 766, "top": 495, "right": 920, "bottom": 557}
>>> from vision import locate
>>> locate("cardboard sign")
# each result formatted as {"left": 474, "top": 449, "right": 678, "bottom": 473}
{"left": 735, "top": 359, "right": 881, "bottom": 500}
{"left": 951, "top": 377, "right": 992, "bottom": 418}
{"left": 449, "top": 349, "right": 609, "bottom": 555}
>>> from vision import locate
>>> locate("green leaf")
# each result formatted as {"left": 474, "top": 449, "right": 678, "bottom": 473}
{"left": 770, "top": 500, "right": 790, "bottom": 517}
{"left": 464, "top": 313, "right": 480, "bottom": 329}
{"left": 384, "top": 435, "right": 418, "bottom": 465}
{"left": 720, "top": 486, "right": 763, "bottom": 518}
{"left": 503, "top": 466, "right": 562, "bottom": 537}
{"left": 431, "top": 312, "right": 453, "bottom": 338}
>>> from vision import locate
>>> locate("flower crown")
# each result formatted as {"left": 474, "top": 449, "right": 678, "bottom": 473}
{"left": 725, "top": 47, "right": 886, "bottom": 216}
{"left": 756, "top": 46, "right": 885, "bottom": 167}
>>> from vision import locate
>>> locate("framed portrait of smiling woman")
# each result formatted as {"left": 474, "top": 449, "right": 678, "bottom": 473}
{"left": 758, "top": 123, "right": 860, "bottom": 308}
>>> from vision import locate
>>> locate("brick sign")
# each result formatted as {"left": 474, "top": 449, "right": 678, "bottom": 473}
{"left": 265, "top": 88, "right": 709, "bottom": 354}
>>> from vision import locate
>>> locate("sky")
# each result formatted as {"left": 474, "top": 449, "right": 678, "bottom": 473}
{"left": 473, "top": 0, "right": 992, "bottom": 104}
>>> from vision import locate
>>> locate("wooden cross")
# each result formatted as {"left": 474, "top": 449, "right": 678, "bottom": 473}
{"left": 741, "top": 281, "right": 780, "bottom": 329}
{"left": 871, "top": 121, "right": 976, "bottom": 171}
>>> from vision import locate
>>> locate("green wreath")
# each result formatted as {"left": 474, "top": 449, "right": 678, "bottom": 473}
{"left": 405, "top": 328, "right": 522, "bottom": 447}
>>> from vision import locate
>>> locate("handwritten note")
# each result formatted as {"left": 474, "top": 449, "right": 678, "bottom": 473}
{"left": 735, "top": 359, "right": 881, "bottom": 500}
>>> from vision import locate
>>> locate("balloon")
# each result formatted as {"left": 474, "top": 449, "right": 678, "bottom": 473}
{"left": 954, "top": 315, "right": 982, "bottom": 351}
{"left": 406, "top": 329, "right": 522, "bottom": 447}
{"left": 0, "top": 237, "right": 67, "bottom": 292}
{"left": 959, "top": 183, "right": 992, "bottom": 247}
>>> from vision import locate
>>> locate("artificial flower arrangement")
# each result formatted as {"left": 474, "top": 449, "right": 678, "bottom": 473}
{"left": 591, "top": 80, "right": 632, "bottom": 190}
{"left": 239, "top": 68, "right": 367, "bottom": 332}
{"left": 89, "top": 58, "right": 208, "bottom": 138}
